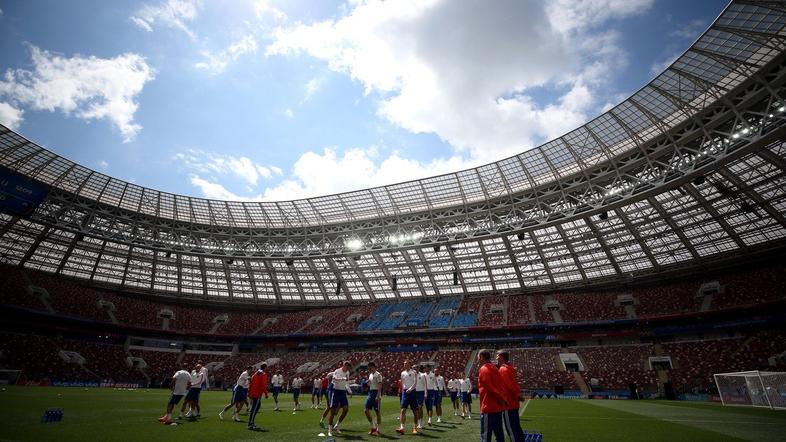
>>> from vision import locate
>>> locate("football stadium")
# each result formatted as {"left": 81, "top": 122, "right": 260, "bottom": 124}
{"left": 1, "top": 0, "right": 786, "bottom": 441}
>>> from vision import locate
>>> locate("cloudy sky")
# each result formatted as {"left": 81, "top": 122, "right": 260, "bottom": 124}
{"left": 0, "top": 0, "right": 725, "bottom": 201}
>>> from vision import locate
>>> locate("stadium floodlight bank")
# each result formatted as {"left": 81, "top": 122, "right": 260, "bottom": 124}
{"left": 713, "top": 371, "right": 786, "bottom": 410}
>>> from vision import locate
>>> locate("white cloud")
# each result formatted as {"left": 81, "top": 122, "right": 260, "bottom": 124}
{"left": 650, "top": 51, "right": 680, "bottom": 76}
{"left": 130, "top": 0, "right": 201, "bottom": 40}
{"left": 97, "top": 160, "right": 109, "bottom": 169}
{"left": 261, "top": 146, "right": 473, "bottom": 201}
{"left": 303, "top": 77, "right": 323, "bottom": 102}
{"left": 669, "top": 19, "right": 706, "bottom": 40}
{"left": 266, "top": 0, "right": 653, "bottom": 164}
{"left": 0, "top": 102, "right": 23, "bottom": 130}
{"left": 187, "top": 146, "right": 475, "bottom": 201}
{"left": 189, "top": 0, "right": 657, "bottom": 202}
{"left": 190, "top": 175, "right": 248, "bottom": 200}
{"left": 195, "top": 34, "right": 258, "bottom": 74}
{"left": 175, "top": 149, "right": 281, "bottom": 187}
{"left": 254, "top": 0, "right": 286, "bottom": 21}
{"left": 0, "top": 45, "right": 155, "bottom": 142}
{"left": 284, "top": 108, "right": 294, "bottom": 118}
{"left": 545, "top": 0, "right": 653, "bottom": 35}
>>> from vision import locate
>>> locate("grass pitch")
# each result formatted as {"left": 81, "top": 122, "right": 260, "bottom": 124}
{"left": 0, "top": 386, "right": 785, "bottom": 441}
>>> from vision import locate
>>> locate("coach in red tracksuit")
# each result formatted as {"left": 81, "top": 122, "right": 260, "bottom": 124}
{"left": 497, "top": 350, "right": 526, "bottom": 441}
{"left": 477, "top": 349, "right": 508, "bottom": 442}
{"left": 247, "top": 362, "right": 269, "bottom": 430}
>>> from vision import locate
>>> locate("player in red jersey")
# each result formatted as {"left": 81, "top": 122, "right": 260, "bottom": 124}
{"left": 477, "top": 349, "right": 508, "bottom": 442}
{"left": 497, "top": 350, "right": 526, "bottom": 441}
{"left": 247, "top": 363, "right": 269, "bottom": 431}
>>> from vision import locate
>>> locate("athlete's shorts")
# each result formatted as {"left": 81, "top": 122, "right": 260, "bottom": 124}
{"left": 292, "top": 388, "right": 300, "bottom": 400}
{"left": 450, "top": 391, "right": 458, "bottom": 402}
{"left": 168, "top": 394, "right": 184, "bottom": 405}
{"left": 426, "top": 390, "right": 437, "bottom": 411}
{"left": 272, "top": 386, "right": 282, "bottom": 396}
{"left": 461, "top": 392, "right": 472, "bottom": 404}
{"left": 365, "top": 390, "right": 380, "bottom": 411}
{"left": 416, "top": 390, "right": 426, "bottom": 406}
{"left": 185, "top": 387, "right": 201, "bottom": 401}
{"left": 231, "top": 386, "right": 248, "bottom": 404}
{"left": 312, "top": 388, "right": 319, "bottom": 397}
{"left": 329, "top": 389, "right": 349, "bottom": 408}
{"left": 400, "top": 390, "right": 417, "bottom": 411}
{"left": 435, "top": 391, "right": 443, "bottom": 406}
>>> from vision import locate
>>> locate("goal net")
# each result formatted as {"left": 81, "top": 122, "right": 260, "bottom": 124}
{"left": 714, "top": 371, "right": 786, "bottom": 409}
{"left": 0, "top": 369, "right": 22, "bottom": 385}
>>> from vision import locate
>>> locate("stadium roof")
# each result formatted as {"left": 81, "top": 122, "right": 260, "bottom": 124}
{"left": 1, "top": 0, "right": 786, "bottom": 305}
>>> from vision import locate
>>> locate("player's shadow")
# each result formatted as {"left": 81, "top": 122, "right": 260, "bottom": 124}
{"left": 421, "top": 427, "right": 448, "bottom": 433}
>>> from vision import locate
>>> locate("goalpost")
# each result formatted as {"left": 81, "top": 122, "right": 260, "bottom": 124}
{"left": 713, "top": 371, "right": 786, "bottom": 410}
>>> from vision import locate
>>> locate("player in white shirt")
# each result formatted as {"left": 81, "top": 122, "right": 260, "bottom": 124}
{"left": 311, "top": 377, "right": 321, "bottom": 408}
{"left": 326, "top": 361, "right": 352, "bottom": 437}
{"left": 447, "top": 377, "right": 460, "bottom": 415}
{"left": 198, "top": 360, "right": 209, "bottom": 389}
{"left": 271, "top": 373, "right": 284, "bottom": 411}
{"left": 219, "top": 366, "right": 253, "bottom": 421}
{"left": 425, "top": 366, "right": 437, "bottom": 426}
{"left": 434, "top": 368, "right": 446, "bottom": 423}
{"left": 396, "top": 361, "right": 419, "bottom": 435}
{"left": 363, "top": 362, "right": 383, "bottom": 436}
{"left": 195, "top": 360, "right": 208, "bottom": 416}
{"left": 158, "top": 365, "right": 192, "bottom": 425}
{"left": 186, "top": 366, "right": 204, "bottom": 418}
{"left": 415, "top": 365, "right": 427, "bottom": 429}
{"left": 291, "top": 376, "right": 304, "bottom": 412}
{"left": 180, "top": 364, "right": 205, "bottom": 419}
{"left": 459, "top": 376, "right": 472, "bottom": 418}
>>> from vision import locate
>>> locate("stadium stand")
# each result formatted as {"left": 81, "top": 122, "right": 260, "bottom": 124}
{"left": 432, "top": 350, "right": 472, "bottom": 378}
{"left": 0, "top": 265, "right": 46, "bottom": 312}
{"left": 711, "top": 266, "right": 786, "bottom": 310}
{"left": 477, "top": 295, "right": 506, "bottom": 326}
{"left": 578, "top": 344, "right": 657, "bottom": 391}
{"left": 4, "top": 263, "right": 786, "bottom": 336}
{"left": 554, "top": 292, "right": 627, "bottom": 322}
{"left": 507, "top": 294, "right": 531, "bottom": 325}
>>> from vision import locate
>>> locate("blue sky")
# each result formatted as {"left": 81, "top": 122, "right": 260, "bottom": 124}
{"left": 0, "top": 0, "right": 726, "bottom": 201}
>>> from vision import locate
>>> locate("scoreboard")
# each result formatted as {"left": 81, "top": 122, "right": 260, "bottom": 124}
{"left": 0, "top": 166, "right": 50, "bottom": 217}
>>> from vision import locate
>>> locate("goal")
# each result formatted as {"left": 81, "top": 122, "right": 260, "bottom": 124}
{"left": 713, "top": 371, "right": 786, "bottom": 409}
{"left": 0, "top": 369, "right": 22, "bottom": 385}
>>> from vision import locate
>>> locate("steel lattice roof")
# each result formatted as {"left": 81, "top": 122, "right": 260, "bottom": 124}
{"left": 1, "top": 0, "right": 786, "bottom": 305}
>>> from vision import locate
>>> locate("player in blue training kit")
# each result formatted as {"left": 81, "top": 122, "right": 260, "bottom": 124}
{"left": 364, "top": 362, "right": 383, "bottom": 436}
{"left": 271, "top": 372, "right": 284, "bottom": 411}
{"left": 326, "top": 361, "right": 352, "bottom": 437}
{"left": 319, "top": 372, "right": 334, "bottom": 428}
{"left": 219, "top": 366, "right": 253, "bottom": 422}
{"left": 397, "top": 361, "right": 419, "bottom": 435}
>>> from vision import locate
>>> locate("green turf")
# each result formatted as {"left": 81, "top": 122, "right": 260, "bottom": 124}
{"left": 0, "top": 387, "right": 785, "bottom": 441}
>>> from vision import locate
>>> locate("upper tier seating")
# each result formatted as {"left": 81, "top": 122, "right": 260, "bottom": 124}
{"left": 1, "top": 263, "right": 784, "bottom": 333}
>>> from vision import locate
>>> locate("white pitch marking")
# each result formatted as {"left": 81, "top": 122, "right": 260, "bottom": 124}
{"left": 519, "top": 399, "right": 531, "bottom": 416}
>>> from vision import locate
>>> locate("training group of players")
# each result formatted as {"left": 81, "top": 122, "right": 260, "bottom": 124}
{"left": 159, "top": 349, "right": 527, "bottom": 441}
